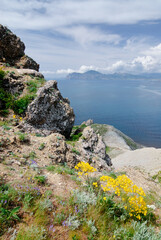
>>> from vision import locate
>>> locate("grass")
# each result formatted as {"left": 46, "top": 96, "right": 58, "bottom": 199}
{"left": 26, "top": 78, "right": 46, "bottom": 93}
{"left": 16, "top": 224, "right": 47, "bottom": 240}
{"left": 105, "top": 146, "right": 110, "bottom": 153}
{"left": 18, "top": 132, "right": 28, "bottom": 142}
{"left": 123, "top": 136, "right": 138, "bottom": 150}
{"left": 0, "top": 161, "right": 160, "bottom": 239}
{"left": 91, "top": 124, "right": 108, "bottom": 136}
{"left": 38, "top": 143, "right": 45, "bottom": 150}
{"left": 46, "top": 164, "right": 76, "bottom": 175}
{"left": 152, "top": 171, "right": 161, "bottom": 184}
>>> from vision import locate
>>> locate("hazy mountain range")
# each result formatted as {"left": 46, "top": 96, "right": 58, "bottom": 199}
{"left": 66, "top": 70, "right": 161, "bottom": 81}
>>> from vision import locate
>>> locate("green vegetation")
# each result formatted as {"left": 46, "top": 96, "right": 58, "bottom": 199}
{"left": 46, "top": 164, "right": 76, "bottom": 175}
{"left": 0, "top": 158, "right": 160, "bottom": 239}
{"left": 16, "top": 225, "right": 47, "bottom": 240}
{"left": 91, "top": 123, "right": 108, "bottom": 136}
{"left": 72, "top": 148, "right": 80, "bottom": 155}
{"left": 123, "top": 136, "right": 138, "bottom": 150}
{"left": 66, "top": 124, "right": 87, "bottom": 145}
{"left": 38, "top": 143, "right": 45, "bottom": 150}
{"left": 152, "top": 171, "right": 161, "bottom": 184}
{"left": 26, "top": 78, "right": 46, "bottom": 93}
{"left": 18, "top": 132, "right": 28, "bottom": 142}
{"left": 34, "top": 175, "right": 46, "bottom": 185}
{"left": 13, "top": 93, "right": 36, "bottom": 114}
{"left": 0, "top": 69, "right": 46, "bottom": 116}
{"left": 0, "top": 68, "right": 13, "bottom": 116}
{"left": 105, "top": 145, "right": 110, "bottom": 153}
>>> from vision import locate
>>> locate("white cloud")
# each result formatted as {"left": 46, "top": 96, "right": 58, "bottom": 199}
{"left": 1, "top": 0, "right": 161, "bottom": 30}
{"left": 58, "top": 26, "right": 122, "bottom": 46}
{"left": 1, "top": 0, "right": 161, "bottom": 76}
{"left": 55, "top": 42, "right": 161, "bottom": 75}
{"left": 56, "top": 65, "right": 97, "bottom": 74}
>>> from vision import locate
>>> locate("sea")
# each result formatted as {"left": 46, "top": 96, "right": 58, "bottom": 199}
{"left": 50, "top": 78, "right": 161, "bottom": 148}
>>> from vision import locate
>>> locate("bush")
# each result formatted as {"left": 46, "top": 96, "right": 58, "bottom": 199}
{"left": 13, "top": 94, "right": 36, "bottom": 114}
{"left": 34, "top": 175, "right": 46, "bottom": 185}
{"left": 16, "top": 224, "right": 47, "bottom": 240}
{"left": 0, "top": 69, "right": 5, "bottom": 80}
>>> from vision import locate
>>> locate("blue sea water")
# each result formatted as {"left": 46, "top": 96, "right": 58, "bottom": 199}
{"left": 55, "top": 78, "right": 161, "bottom": 148}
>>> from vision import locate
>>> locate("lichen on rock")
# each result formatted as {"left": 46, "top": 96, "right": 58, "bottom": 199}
{"left": 23, "top": 80, "right": 75, "bottom": 138}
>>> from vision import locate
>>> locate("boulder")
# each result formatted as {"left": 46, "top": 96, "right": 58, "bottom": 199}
{"left": 0, "top": 25, "right": 39, "bottom": 71}
{"left": 79, "top": 126, "right": 112, "bottom": 167}
{"left": 24, "top": 80, "right": 75, "bottom": 138}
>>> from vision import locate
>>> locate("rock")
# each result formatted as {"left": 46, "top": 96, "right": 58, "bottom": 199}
{"left": 46, "top": 133, "right": 79, "bottom": 167}
{"left": 0, "top": 25, "right": 25, "bottom": 62}
{"left": 82, "top": 119, "right": 93, "bottom": 126}
{"left": 15, "top": 55, "right": 39, "bottom": 71}
{"left": 23, "top": 80, "right": 75, "bottom": 138}
{"left": 79, "top": 126, "right": 112, "bottom": 166}
{"left": 3, "top": 72, "right": 24, "bottom": 95}
{"left": 16, "top": 69, "right": 44, "bottom": 78}
{"left": 0, "top": 24, "right": 39, "bottom": 71}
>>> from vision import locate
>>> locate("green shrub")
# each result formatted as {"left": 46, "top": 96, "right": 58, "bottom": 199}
{"left": 16, "top": 224, "right": 47, "bottom": 240}
{"left": 0, "top": 182, "right": 20, "bottom": 236}
{"left": 46, "top": 165, "right": 55, "bottom": 172}
{"left": 18, "top": 132, "right": 28, "bottom": 142}
{"left": 0, "top": 69, "right": 5, "bottom": 80}
{"left": 26, "top": 78, "right": 46, "bottom": 93}
{"left": 38, "top": 143, "right": 45, "bottom": 150}
{"left": 34, "top": 175, "right": 46, "bottom": 185}
{"left": 27, "top": 80, "right": 38, "bottom": 93}
{"left": 72, "top": 148, "right": 80, "bottom": 155}
{"left": 13, "top": 94, "right": 35, "bottom": 114}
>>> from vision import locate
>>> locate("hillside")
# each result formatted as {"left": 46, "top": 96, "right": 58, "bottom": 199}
{"left": 0, "top": 25, "right": 161, "bottom": 240}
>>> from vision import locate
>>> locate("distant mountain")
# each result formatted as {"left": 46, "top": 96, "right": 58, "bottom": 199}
{"left": 66, "top": 70, "right": 161, "bottom": 81}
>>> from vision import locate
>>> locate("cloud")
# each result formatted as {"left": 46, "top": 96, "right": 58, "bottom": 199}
{"left": 58, "top": 26, "right": 122, "bottom": 46}
{"left": 55, "top": 42, "right": 161, "bottom": 75}
{"left": 1, "top": 0, "right": 161, "bottom": 76}
{"left": 2, "top": 0, "right": 161, "bottom": 30}
{"left": 56, "top": 65, "right": 97, "bottom": 74}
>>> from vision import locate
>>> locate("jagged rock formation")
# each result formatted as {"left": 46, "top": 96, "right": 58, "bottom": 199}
{"left": 0, "top": 25, "right": 39, "bottom": 71}
{"left": 79, "top": 126, "right": 112, "bottom": 168}
{"left": 22, "top": 80, "right": 75, "bottom": 138}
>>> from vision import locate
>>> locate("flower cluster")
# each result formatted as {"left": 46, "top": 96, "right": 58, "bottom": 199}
{"left": 93, "top": 182, "right": 98, "bottom": 187}
{"left": 14, "top": 184, "right": 41, "bottom": 197}
{"left": 13, "top": 115, "right": 23, "bottom": 121}
{"left": 100, "top": 174, "right": 147, "bottom": 219}
{"left": 75, "top": 161, "right": 97, "bottom": 177}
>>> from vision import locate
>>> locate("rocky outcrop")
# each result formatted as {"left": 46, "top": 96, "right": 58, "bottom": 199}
{"left": 47, "top": 133, "right": 78, "bottom": 168}
{"left": 82, "top": 119, "right": 93, "bottom": 126}
{"left": 2, "top": 72, "right": 25, "bottom": 95}
{"left": 46, "top": 132, "right": 111, "bottom": 170}
{"left": 0, "top": 25, "right": 39, "bottom": 71}
{"left": 14, "top": 55, "right": 39, "bottom": 71}
{"left": 16, "top": 69, "right": 44, "bottom": 78}
{"left": 79, "top": 126, "right": 112, "bottom": 168}
{"left": 22, "top": 80, "right": 75, "bottom": 138}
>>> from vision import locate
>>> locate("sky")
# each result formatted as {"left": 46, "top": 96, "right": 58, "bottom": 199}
{"left": 1, "top": 0, "right": 161, "bottom": 78}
